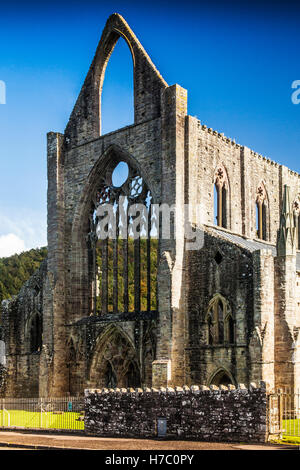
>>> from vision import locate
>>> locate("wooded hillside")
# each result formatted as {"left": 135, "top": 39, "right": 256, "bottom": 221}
{"left": 0, "top": 247, "right": 47, "bottom": 303}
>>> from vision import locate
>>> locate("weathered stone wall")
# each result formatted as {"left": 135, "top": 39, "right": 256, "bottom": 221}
{"left": 251, "top": 249, "right": 275, "bottom": 389}
{"left": 186, "top": 230, "right": 254, "bottom": 386}
{"left": 186, "top": 117, "right": 300, "bottom": 244}
{"left": 1, "top": 260, "right": 47, "bottom": 397}
{"left": 0, "top": 364, "right": 7, "bottom": 397}
{"left": 84, "top": 382, "right": 268, "bottom": 443}
{"left": 274, "top": 254, "right": 298, "bottom": 391}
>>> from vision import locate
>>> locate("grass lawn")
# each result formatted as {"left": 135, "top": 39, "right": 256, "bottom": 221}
{"left": 282, "top": 419, "right": 300, "bottom": 437}
{"left": 0, "top": 410, "right": 84, "bottom": 430}
{"left": 0, "top": 412, "right": 296, "bottom": 441}
{"left": 271, "top": 419, "right": 300, "bottom": 445}
{"left": 280, "top": 436, "right": 300, "bottom": 444}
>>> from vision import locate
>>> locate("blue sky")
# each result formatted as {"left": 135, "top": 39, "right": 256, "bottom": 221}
{"left": 0, "top": 0, "right": 299, "bottom": 255}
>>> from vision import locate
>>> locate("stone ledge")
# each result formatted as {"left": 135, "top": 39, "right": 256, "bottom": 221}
{"left": 84, "top": 381, "right": 265, "bottom": 396}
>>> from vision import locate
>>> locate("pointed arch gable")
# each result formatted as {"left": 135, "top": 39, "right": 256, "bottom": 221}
{"left": 206, "top": 293, "right": 230, "bottom": 316}
{"left": 90, "top": 323, "right": 136, "bottom": 359}
{"left": 256, "top": 180, "right": 269, "bottom": 205}
{"left": 213, "top": 163, "right": 230, "bottom": 190}
{"left": 64, "top": 13, "right": 168, "bottom": 145}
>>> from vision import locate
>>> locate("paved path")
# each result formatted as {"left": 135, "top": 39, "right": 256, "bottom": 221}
{"left": 0, "top": 447, "right": 30, "bottom": 450}
{"left": 0, "top": 431, "right": 295, "bottom": 451}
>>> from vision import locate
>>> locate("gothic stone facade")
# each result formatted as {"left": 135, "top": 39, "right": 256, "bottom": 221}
{"left": 1, "top": 14, "right": 300, "bottom": 397}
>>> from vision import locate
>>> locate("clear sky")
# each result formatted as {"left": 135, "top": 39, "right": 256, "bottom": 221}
{"left": 0, "top": 0, "right": 299, "bottom": 256}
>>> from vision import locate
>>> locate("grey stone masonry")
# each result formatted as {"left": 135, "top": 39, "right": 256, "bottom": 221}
{"left": 84, "top": 382, "right": 269, "bottom": 443}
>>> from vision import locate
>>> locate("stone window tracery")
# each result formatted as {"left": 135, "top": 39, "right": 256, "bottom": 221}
{"left": 255, "top": 183, "right": 268, "bottom": 241}
{"left": 89, "top": 327, "right": 141, "bottom": 388}
{"left": 87, "top": 159, "right": 158, "bottom": 316}
{"left": 293, "top": 196, "right": 300, "bottom": 250}
{"left": 214, "top": 165, "right": 229, "bottom": 229}
{"left": 206, "top": 295, "right": 234, "bottom": 345}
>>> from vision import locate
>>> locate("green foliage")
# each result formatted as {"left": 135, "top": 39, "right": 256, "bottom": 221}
{"left": 0, "top": 247, "right": 47, "bottom": 303}
{"left": 96, "top": 238, "right": 158, "bottom": 313}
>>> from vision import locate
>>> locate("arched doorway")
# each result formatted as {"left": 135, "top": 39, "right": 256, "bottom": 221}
{"left": 210, "top": 369, "right": 235, "bottom": 387}
{"left": 89, "top": 327, "right": 141, "bottom": 388}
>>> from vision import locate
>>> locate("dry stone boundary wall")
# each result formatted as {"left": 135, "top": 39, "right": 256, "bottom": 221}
{"left": 84, "top": 381, "right": 269, "bottom": 443}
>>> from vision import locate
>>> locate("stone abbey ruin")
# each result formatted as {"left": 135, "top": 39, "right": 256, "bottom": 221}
{"left": 1, "top": 13, "right": 300, "bottom": 398}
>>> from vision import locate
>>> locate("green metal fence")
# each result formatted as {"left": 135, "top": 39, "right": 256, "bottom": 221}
{"left": 268, "top": 389, "right": 300, "bottom": 441}
{"left": 0, "top": 397, "right": 84, "bottom": 431}
{"left": 281, "top": 389, "right": 300, "bottom": 439}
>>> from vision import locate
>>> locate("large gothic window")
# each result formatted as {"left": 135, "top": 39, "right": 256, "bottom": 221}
{"left": 206, "top": 295, "right": 234, "bottom": 345}
{"left": 255, "top": 183, "right": 268, "bottom": 241}
{"left": 87, "top": 159, "right": 158, "bottom": 316}
{"left": 214, "top": 165, "right": 229, "bottom": 229}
